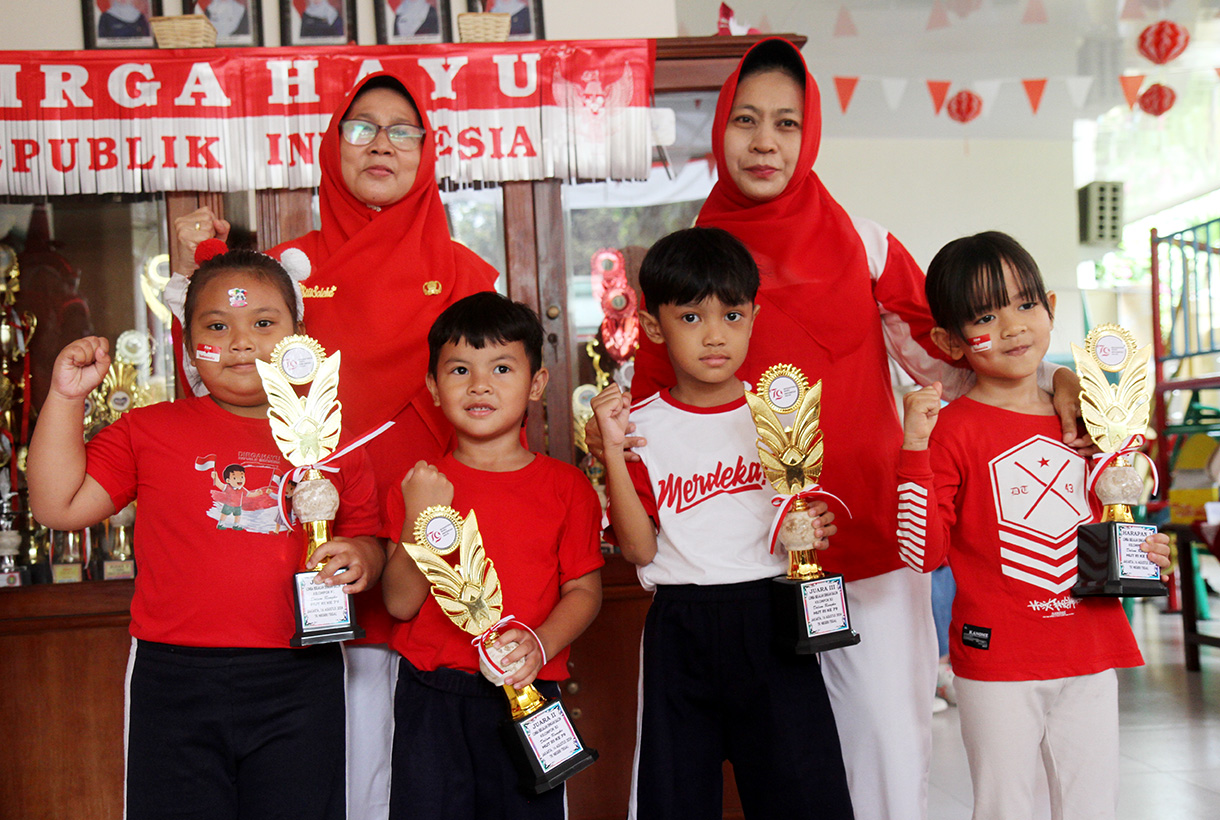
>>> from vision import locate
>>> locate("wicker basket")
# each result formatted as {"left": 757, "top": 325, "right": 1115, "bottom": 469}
{"left": 150, "top": 15, "right": 218, "bottom": 49}
{"left": 457, "top": 12, "right": 512, "bottom": 42}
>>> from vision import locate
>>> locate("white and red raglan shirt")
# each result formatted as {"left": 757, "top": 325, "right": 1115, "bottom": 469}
{"left": 615, "top": 390, "right": 786, "bottom": 590}
{"left": 895, "top": 398, "right": 1142, "bottom": 682}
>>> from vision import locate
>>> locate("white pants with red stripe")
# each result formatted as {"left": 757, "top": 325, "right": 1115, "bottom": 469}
{"left": 956, "top": 670, "right": 1119, "bottom": 820}
{"left": 820, "top": 568, "right": 938, "bottom": 820}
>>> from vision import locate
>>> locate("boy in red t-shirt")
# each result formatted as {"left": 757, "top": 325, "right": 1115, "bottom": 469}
{"left": 381, "top": 292, "right": 604, "bottom": 820}
{"left": 900, "top": 231, "right": 1171, "bottom": 820}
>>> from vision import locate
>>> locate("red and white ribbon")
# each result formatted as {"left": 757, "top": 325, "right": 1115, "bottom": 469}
{"left": 1086, "top": 433, "right": 1158, "bottom": 499}
{"left": 471, "top": 615, "right": 547, "bottom": 678}
{"left": 276, "top": 421, "right": 394, "bottom": 532}
{"left": 766, "top": 486, "right": 853, "bottom": 555}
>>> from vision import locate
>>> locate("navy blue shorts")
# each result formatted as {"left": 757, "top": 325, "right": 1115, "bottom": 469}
{"left": 390, "top": 658, "right": 565, "bottom": 820}
{"left": 125, "top": 640, "right": 345, "bottom": 820}
{"left": 633, "top": 579, "right": 854, "bottom": 820}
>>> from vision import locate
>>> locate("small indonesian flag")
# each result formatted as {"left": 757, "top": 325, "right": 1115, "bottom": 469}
{"left": 195, "top": 344, "right": 221, "bottom": 362}
{"left": 195, "top": 455, "right": 216, "bottom": 472}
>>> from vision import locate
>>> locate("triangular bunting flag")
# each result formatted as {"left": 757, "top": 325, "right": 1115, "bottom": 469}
{"left": 1064, "top": 76, "right": 1093, "bottom": 109}
{"left": 1119, "top": 0, "right": 1144, "bottom": 21}
{"left": 927, "top": 0, "right": 951, "bottom": 30}
{"left": 1022, "top": 79, "right": 1048, "bottom": 113}
{"left": 974, "top": 80, "right": 1002, "bottom": 117}
{"left": 834, "top": 6, "right": 858, "bottom": 37}
{"left": 927, "top": 80, "right": 952, "bottom": 114}
{"left": 1119, "top": 74, "right": 1145, "bottom": 109}
{"left": 1022, "top": 0, "right": 1048, "bottom": 24}
{"left": 881, "top": 78, "right": 908, "bottom": 111}
{"left": 834, "top": 77, "right": 859, "bottom": 113}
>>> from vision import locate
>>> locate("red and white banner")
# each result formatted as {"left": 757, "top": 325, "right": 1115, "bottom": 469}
{"left": 0, "top": 40, "right": 656, "bottom": 195}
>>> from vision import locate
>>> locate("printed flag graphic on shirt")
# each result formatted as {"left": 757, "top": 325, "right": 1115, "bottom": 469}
{"left": 195, "top": 455, "right": 216, "bottom": 472}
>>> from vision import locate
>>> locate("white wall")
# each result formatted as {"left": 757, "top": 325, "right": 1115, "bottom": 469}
{"left": 2, "top": 1, "right": 1079, "bottom": 356}
{"left": 816, "top": 136, "right": 1083, "bottom": 359}
{"left": 0, "top": 0, "right": 676, "bottom": 50}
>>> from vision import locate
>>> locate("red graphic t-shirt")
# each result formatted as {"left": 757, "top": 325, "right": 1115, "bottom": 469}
{"left": 85, "top": 395, "right": 382, "bottom": 648}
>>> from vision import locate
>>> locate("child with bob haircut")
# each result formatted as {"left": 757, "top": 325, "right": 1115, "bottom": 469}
{"left": 380, "top": 291, "right": 604, "bottom": 820}
{"left": 26, "top": 245, "right": 384, "bottom": 820}
{"left": 592, "top": 226, "right": 854, "bottom": 820}
{"left": 900, "top": 230, "right": 1171, "bottom": 820}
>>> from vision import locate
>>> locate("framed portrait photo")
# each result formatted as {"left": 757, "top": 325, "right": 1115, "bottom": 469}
{"left": 375, "top": 0, "right": 451, "bottom": 45}
{"left": 280, "top": 0, "right": 356, "bottom": 47}
{"left": 83, "top": 0, "right": 163, "bottom": 49}
{"left": 467, "top": 0, "right": 544, "bottom": 40}
{"left": 189, "top": 0, "right": 262, "bottom": 46}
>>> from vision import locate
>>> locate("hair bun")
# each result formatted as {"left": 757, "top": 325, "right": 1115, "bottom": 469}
{"left": 195, "top": 238, "right": 229, "bottom": 265}
{"left": 278, "top": 247, "right": 312, "bottom": 283}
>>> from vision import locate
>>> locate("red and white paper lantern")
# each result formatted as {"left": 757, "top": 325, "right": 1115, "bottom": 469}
{"left": 1137, "top": 20, "right": 1190, "bottom": 65}
{"left": 1138, "top": 83, "right": 1176, "bottom": 116}
{"left": 946, "top": 90, "right": 983, "bottom": 123}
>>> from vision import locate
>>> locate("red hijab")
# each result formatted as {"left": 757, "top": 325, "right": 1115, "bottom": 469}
{"left": 274, "top": 71, "right": 497, "bottom": 438}
{"left": 697, "top": 37, "right": 874, "bottom": 361}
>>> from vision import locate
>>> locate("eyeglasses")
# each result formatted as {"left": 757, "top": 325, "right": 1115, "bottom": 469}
{"left": 340, "top": 119, "right": 425, "bottom": 148}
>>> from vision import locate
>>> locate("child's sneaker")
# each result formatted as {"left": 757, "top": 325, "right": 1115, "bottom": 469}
{"left": 936, "top": 662, "right": 957, "bottom": 706}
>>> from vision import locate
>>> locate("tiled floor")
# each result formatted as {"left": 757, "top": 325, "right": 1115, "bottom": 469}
{"left": 928, "top": 564, "right": 1220, "bottom": 819}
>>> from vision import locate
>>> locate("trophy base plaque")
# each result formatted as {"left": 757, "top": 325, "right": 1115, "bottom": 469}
{"left": 51, "top": 563, "right": 83, "bottom": 584}
{"left": 102, "top": 559, "right": 136, "bottom": 580}
{"left": 501, "top": 698, "right": 598, "bottom": 795}
{"left": 1072, "top": 522, "right": 1167, "bottom": 598}
{"left": 0, "top": 567, "right": 29, "bottom": 587}
{"left": 290, "top": 569, "right": 365, "bottom": 647}
{"left": 772, "top": 573, "right": 860, "bottom": 655}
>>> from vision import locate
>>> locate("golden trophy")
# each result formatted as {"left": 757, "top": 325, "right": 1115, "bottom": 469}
{"left": 50, "top": 529, "right": 86, "bottom": 583}
{"left": 84, "top": 331, "right": 154, "bottom": 438}
{"left": 404, "top": 505, "right": 597, "bottom": 794}
{"left": 746, "top": 365, "right": 859, "bottom": 654}
{"left": 1072, "top": 325, "right": 1166, "bottom": 597}
{"left": 103, "top": 502, "right": 137, "bottom": 580}
{"left": 256, "top": 334, "right": 365, "bottom": 645}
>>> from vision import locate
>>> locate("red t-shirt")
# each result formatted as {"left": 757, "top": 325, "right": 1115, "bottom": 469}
{"left": 896, "top": 399, "right": 1143, "bottom": 681}
{"left": 385, "top": 453, "right": 604, "bottom": 681}
{"left": 85, "top": 395, "right": 382, "bottom": 648}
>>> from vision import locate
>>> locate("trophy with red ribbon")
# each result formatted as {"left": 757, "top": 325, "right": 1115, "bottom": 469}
{"left": 745, "top": 365, "right": 859, "bottom": 654}
{"left": 257, "top": 334, "right": 366, "bottom": 645}
{"left": 1072, "top": 325, "right": 1166, "bottom": 597}
{"left": 403, "top": 505, "right": 598, "bottom": 794}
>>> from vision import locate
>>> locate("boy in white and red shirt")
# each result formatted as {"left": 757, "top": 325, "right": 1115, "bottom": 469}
{"left": 593, "top": 227, "right": 853, "bottom": 820}
{"left": 900, "top": 231, "right": 1171, "bottom": 820}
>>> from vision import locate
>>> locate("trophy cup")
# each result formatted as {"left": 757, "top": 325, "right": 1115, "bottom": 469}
{"left": 745, "top": 365, "right": 860, "bottom": 654}
{"left": 404, "top": 505, "right": 597, "bottom": 794}
{"left": 0, "top": 495, "right": 29, "bottom": 587}
{"left": 84, "top": 331, "right": 153, "bottom": 438}
{"left": 50, "top": 529, "right": 86, "bottom": 583}
{"left": 1072, "top": 325, "right": 1167, "bottom": 597}
{"left": 103, "top": 502, "right": 137, "bottom": 580}
{"left": 256, "top": 335, "right": 365, "bottom": 646}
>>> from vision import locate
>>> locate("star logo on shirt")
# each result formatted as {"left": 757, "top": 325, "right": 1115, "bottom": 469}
{"left": 1038, "top": 457, "right": 1050, "bottom": 467}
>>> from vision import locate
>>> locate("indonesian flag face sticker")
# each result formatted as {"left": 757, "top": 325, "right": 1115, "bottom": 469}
{"left": 968, "top": 334, "right": 992, "bottom": 353}
{"left": 195, "top": 343, "right": 221, "bottom": 362}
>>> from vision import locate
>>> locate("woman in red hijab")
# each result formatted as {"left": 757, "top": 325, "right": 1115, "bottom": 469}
{"left": 176, "top": 71, "right": 497, "bottom": 820}
{"left": 628, "top": 39, "right": 1082, "bottom": 820}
